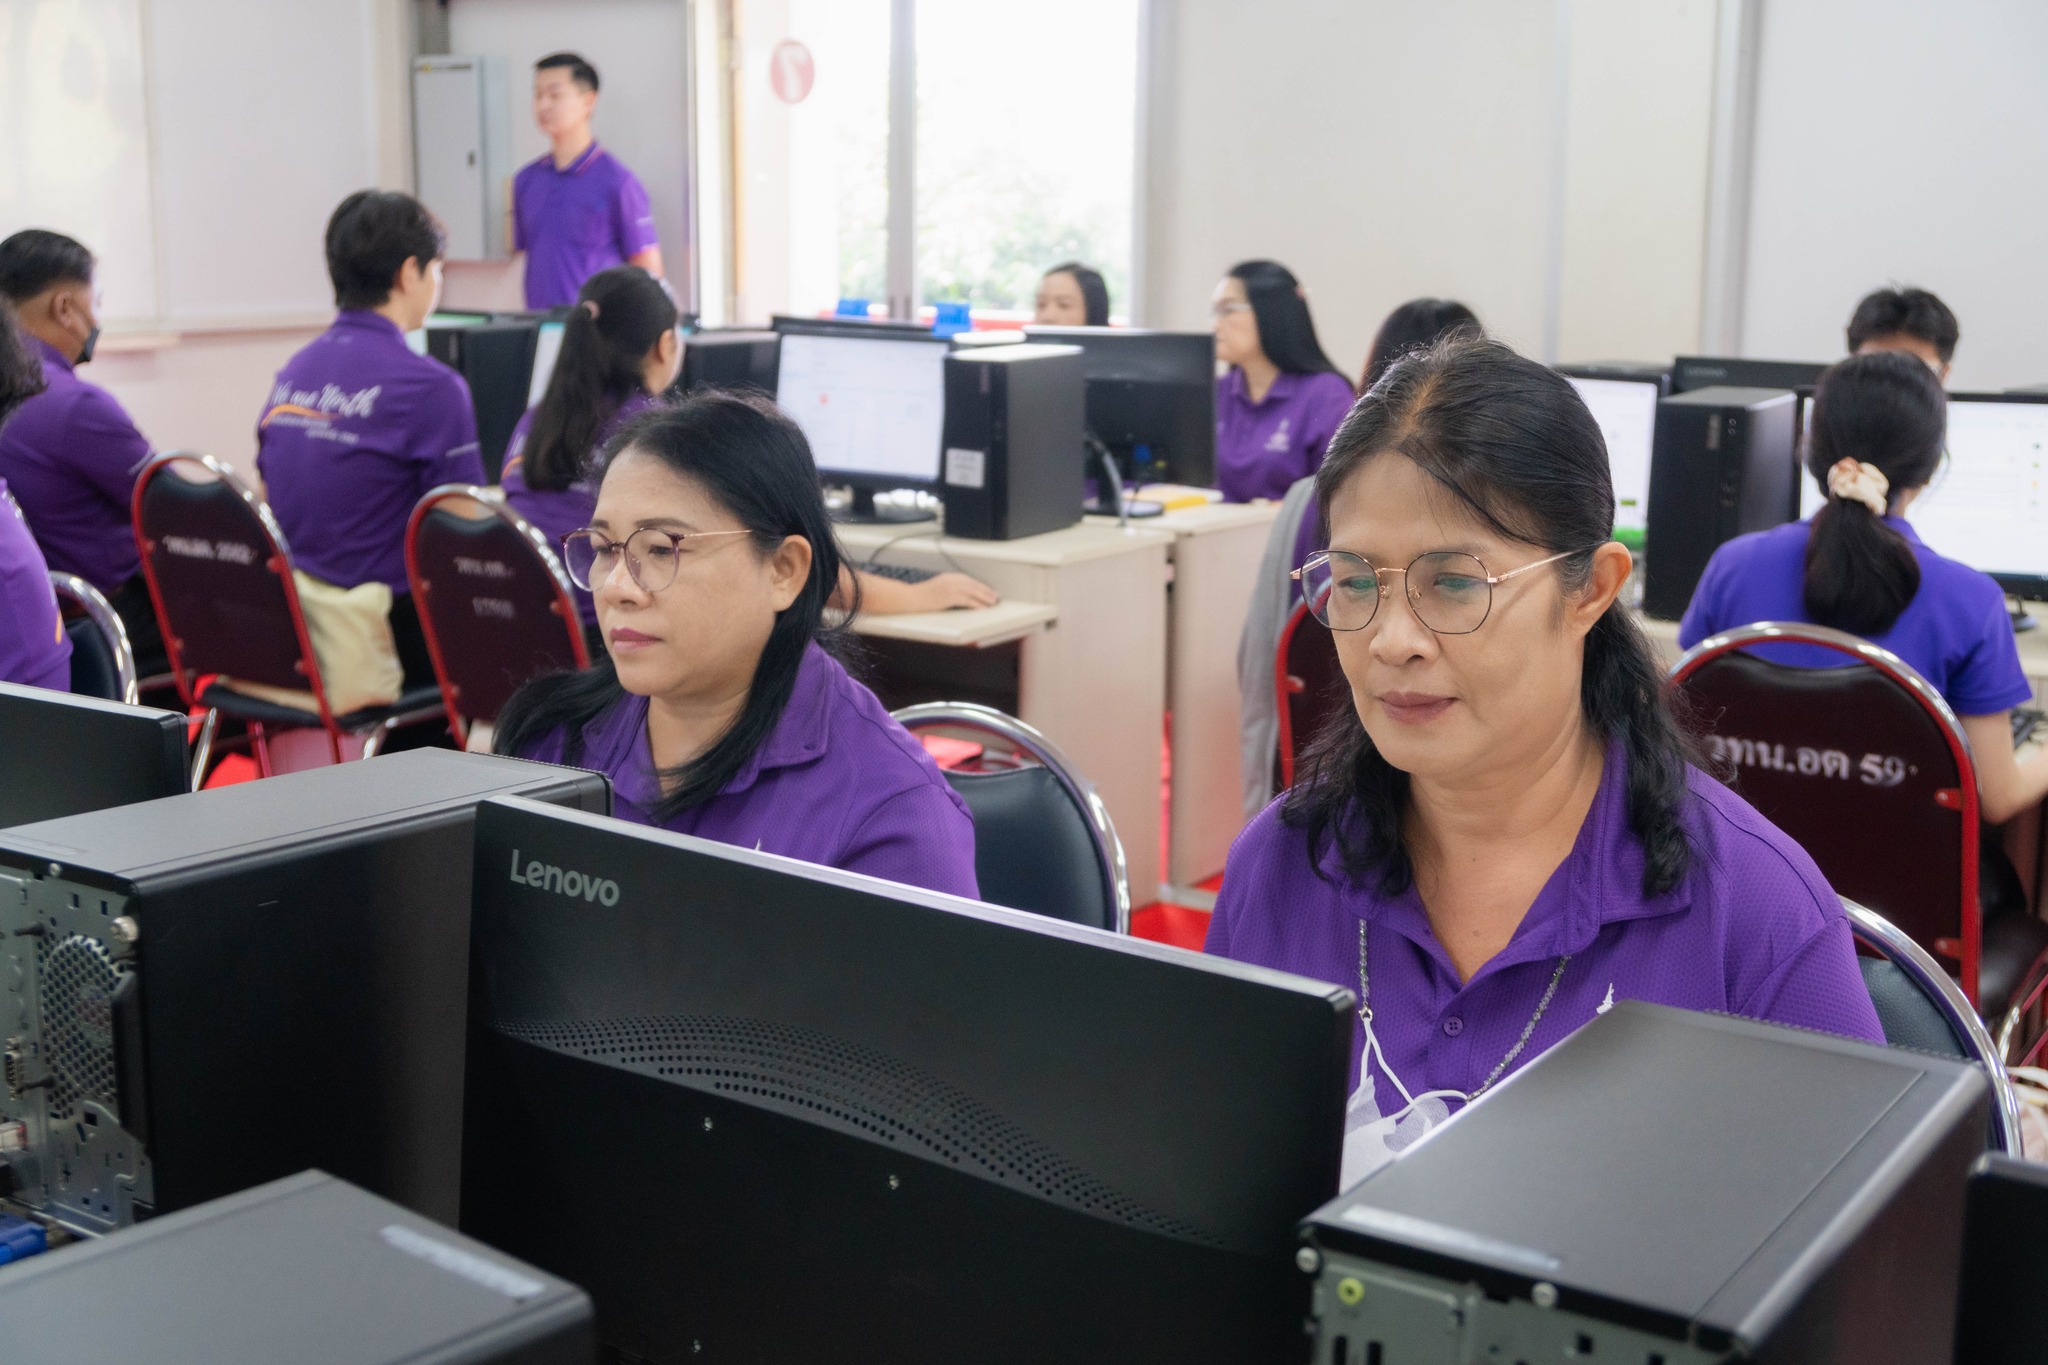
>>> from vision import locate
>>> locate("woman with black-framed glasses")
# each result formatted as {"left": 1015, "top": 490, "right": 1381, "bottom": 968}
{"left": 493, "top": 391, "right": 978, "bottom": 899}
{"left": 1207, "top": 337, "right": 1881, "bottom": 1190}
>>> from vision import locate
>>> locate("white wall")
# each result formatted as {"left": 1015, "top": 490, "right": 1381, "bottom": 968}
{"left": 1140, "top": 0, "right": 1720, "bottom": 379}
{"left": 1740, "top": 0, "right": 2048, "bottom": 390}
{"left": 91, "top": 329, "right": 324, "bottom": 481}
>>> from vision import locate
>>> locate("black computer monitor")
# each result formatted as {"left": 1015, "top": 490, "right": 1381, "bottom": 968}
{"left": 461, "top": 797, "right": 1351, "bottom": 1364}
{"left": 1908, "top": 392, "right": 2048, "bottom": 604}
{"left": 0, "top": 682, "right": 187, "bottom": 827}
{"left": 771, "top": 317, "right": 951, "bottom": 522}
{"left": 673, "top": 328, "right": 780, "bottom": 398}
{"left": 1023, "top": 326, "right": 1217, "bottom": 489}
{"left": 1671, "top": 355, "right": 1827, "bottom": 395}
{"left": 427, "top": 315, "right": 542, "bottom": 482}
{"left": 1559, "top": 369, "right": 1660, "bottom": 548}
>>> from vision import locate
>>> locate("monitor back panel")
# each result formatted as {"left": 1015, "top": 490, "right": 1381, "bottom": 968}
{"left": 0, "top": 684, "right": 187, "bottom": 829}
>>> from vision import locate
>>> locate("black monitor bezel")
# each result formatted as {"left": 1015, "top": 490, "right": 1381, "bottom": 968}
{"left": 770, "top": 319, "right": 952, "bottom": 491}
{"left": 1020, "top": 326, "right": 1216, "bottom": 486}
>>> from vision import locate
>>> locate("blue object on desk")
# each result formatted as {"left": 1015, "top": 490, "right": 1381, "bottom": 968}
{"left": 931, "top": 301, "right": 972, "bottom": 337}
{"left": 0, "top": 1212, "right": 49, "bottom": 1264}
{"left": 834, "top": 297, "right": 870, "bottom": 318}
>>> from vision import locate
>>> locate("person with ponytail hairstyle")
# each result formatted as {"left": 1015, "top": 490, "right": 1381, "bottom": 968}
{"left": 1207, "top": 337, "right": 1879, "bottom": 1188}
{"left": 1682, "top": 351, "right": 2048, "bottom": 823}
{"left": 502, "top": 265, "right": 680, "bottom": 627}
{"left": 494, "top": 391, "right": 978, "bottom": 898}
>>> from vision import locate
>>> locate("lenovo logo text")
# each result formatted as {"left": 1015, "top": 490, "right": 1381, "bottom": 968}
{"left": 508, "top": 849, "right": 620, "bottom": 905}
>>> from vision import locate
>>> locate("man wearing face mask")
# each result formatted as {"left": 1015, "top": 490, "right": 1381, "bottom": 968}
{"left": 0, "top": 229, "right": 165, "bottom": 676}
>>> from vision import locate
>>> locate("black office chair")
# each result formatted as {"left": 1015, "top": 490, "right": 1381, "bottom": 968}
{"left": 49, "top": 571, "right": 139, "bottom": 705}
{"left": 1846, "top": 896, "right": 2023, "bottom": 1154}
{"left": 890, "top": 702, "right": 1130, "bottom": 933}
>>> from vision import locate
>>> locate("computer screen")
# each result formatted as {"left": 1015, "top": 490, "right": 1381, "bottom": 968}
{"left": 462, "top": 796, "right": 1351, "bottom": 1364}
{"left": 1565, "top": 375, "right": 1658, "bottom": 536}
{"left": 1020, "top": 326, "right": 1216, "bottom": 486}
{"left": 1907, "top": 395, "right": 2048, "bottom": 592}
{"left": 774, "top": 328, "right": 950, "bottom": 485}
{"left": 526, "top": 319, "right": 565, "bottom": 408}
{"left": 0, "top": 682, "right": 187, "bottom": 827}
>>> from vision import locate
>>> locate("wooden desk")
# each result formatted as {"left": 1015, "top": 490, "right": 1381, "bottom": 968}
{"left": 839, "top": 520, "right": 1174, "bottom": 901}
{"left": 1089, "top": 502, "right": 1280, "bottom": 891}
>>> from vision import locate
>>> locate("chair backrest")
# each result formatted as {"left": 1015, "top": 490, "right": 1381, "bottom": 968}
{"left": 49, "top": 572, "right": 138, "bottom": 705}
{"left": 132, "top": 452, "right": 332, "bottom": 717}
{"left": 1669, "top": 622, "right": 1980, "bottom": 1000}
{"left": 1275, "top": 602, "right": 1346, "bottom": 789}
{"left": 1845, "top": 897, "right": 2022, "bottom": 1155}
{"left": 405, "top": 487, "right": 589, "bottom": 738}
{"left": 891, "top": 702, "right": 1128, "bottom": 933}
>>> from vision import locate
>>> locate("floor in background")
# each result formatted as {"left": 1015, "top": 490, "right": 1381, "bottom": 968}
{"left": 1133, "top": 872, "right": 1220, "bottom": 951}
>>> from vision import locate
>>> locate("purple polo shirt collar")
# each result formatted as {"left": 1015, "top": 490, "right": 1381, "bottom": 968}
{"left": 551, "top": 141, "right": 604, "bottom": 176}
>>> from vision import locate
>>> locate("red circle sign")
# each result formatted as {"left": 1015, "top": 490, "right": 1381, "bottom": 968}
{"left": 769, "top": 40, "right": 815, "bottom": 105}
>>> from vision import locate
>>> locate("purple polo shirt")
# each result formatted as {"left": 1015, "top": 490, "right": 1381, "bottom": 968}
{"left": 517, "top": 643, "right": 979, "bottom": 898}
{"left": 513, "top": 142, "right": 661, "bottom": 310}
{"left": 256, "top": 311, "right": 483, "bottom": 593}
{"left": 1206, "top": 744, "right": 1883, "bottom": 1146}
{"left": 1680, "top": 518, "right": 2033, "bottom": 717}
{"left": 0, "top": 338, "right": 152, "bottom": 593}
{"left": 1215, "top": 368, "right": 1356, "bottom": 503}
{"left": 499, "top": 391, "right": 655, "bottom": 625}
{"left": 0, "top": 478, "right": 71, "bottom": 691}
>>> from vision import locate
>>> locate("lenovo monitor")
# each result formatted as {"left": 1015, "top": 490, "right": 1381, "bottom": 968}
{"left": 461, "top": 796, "right": 1351, "bottom": 1364}
{"left": 0, "top": 682, "right": 187, "bottom": 828}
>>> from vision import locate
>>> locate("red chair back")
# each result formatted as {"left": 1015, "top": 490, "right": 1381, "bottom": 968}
{"left": 132, "top": 452, "right": 338, "bottom": 724}
{"left": 1275, "top": 602, "right": 1348, "bottom": 790}
{"left": 405, "top": 487, "right": 590, "bottom": 742}
{"left": 1668, "top": 622, "right": 1980, "bottom": 1001}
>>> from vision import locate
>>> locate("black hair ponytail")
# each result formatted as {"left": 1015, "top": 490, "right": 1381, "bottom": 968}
{"left": 1283, "top": 336, "right": 1697, "bottom": 899}
{"left": 523, "top": 266, "right": 678, "bottom": 492}
{"left": 494, "top": 391, "right": 850, "bottom": 821}
{"left": 1801, "top": 351, "right": 1946, "bottom": 638}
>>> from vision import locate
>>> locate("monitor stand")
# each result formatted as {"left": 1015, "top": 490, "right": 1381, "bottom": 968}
{"left": 832, "top": 487, "right": 936, "bottom": 525}
{"left": 2009, "top": 595, "right": 2038, "bottom": 633}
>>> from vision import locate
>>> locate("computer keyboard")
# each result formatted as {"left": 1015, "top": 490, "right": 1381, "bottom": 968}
{"left": 861, "top": 561, "right": 936, "bottom": 585}
{"left": 2016, "top": 707, "right": 2045, "bottom": 748}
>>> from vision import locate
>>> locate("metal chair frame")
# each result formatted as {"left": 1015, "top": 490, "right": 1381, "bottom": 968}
{"left": 47, "top": 571, "right": 139, "bottom": 706}
{"left": 1670, "top": 621, "right": 1984, "bottom": 997}
{"left": 891, "top": 701, "right": 1131, "bottom": 935}
{"left": 404, "top": 484, "right": 590, "bottom": 748}
{"left": 131, "top": 451, "right": 442, "bottom": 774}
{"left": 1844, "top": 896, "right": 2024, "bottom": 1155}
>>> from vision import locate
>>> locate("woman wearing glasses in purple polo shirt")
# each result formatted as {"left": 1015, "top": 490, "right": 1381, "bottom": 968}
{"left": 1681, "top": 351, "right": 2048, "bottom": 825}
{"left": 1211, "top": 260, "right": 1355, "bottom": 503}
{"left": 1207, "top": 337, "right": 1881, "bottom": 1189}
{"left": 0, "top": 299, "right": 71, "bottom": 691}
{"left": 494, "top": 392, "right": 978, "bottom": 899}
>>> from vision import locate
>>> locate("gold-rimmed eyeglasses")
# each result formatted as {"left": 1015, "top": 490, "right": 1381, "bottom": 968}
{"left": 1291, "top": 548, "right": 1586, "bottom": 634}
{"left": 560, "top": 527, "right": 754, "bottom": 594}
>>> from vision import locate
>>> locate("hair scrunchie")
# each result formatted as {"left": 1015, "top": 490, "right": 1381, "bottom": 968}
{"left": 1826, "top": 457, "right": 1890, "bottom": 516}
{"left": 581, "top": 299, "right": 601, "bottom": 321}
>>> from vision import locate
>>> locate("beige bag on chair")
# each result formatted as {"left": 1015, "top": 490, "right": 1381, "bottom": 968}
{"left": 220, "top": 572, "right": 405, "bottom": 715}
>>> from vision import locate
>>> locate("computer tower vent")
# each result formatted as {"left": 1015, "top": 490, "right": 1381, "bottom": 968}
{"left": 37, "top": 934, "right": 124, "bottom": 1123}
{"left": 504, "top": 1014, "right": 1214, "bottom": 1245}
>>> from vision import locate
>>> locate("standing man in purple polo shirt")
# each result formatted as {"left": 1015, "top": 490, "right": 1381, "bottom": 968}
{"left": 0, "top": 230, "right": 166, "bottom": 677}
{"left": 0, "top": 300, "right": 71, "bottom": 691}
{"left": 257, "top": 191, "right": 483, "bottom": 686}
{"left": 512, "top": 53, "right": 663, "bottom": 311}
{"left": 495, "top": 393, "right": 977, "bottom": 900}
{"left": 1209, "top": 338, "right": 1880, "bottom": 1190}
{"left": 1211, "top": 259, "right": 1356, "bottom": 503}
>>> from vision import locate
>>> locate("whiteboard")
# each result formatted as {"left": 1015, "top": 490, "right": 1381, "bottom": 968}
{"left": 0, "top": 0, "right": 383, "bottom": 328}
{"left": 1741, "top": 0, "right": 2048, "bottom": 391}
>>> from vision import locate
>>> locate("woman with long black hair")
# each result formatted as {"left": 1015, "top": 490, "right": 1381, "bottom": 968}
{"left": 1210, "top": 259, "right": 1354, "bottom": 503}
{"left": 1681, "top": 350, "right": 2048, "bottom": 823}
{"left": 495, "top": 391, "right": 978, "bottom": 898}
{"left": 1208, "top": 337, "right": 1879, "bottom": 1188}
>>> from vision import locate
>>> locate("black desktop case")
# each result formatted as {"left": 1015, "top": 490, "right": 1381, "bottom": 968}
{"left": 0, "top": 681, "right": 188, "bottom": 828}
{"left": 0, "top": 750, "right": 609, "bottom": 1233}
{"left": 0, "top": 1171, "right": 593, "bottom": 1364}
{"left": 1642, "top": 385, "right": 1798, "bottom": 619}
{"left": 939, "top": 343, "right": 1086, "bottom": 541}
{"left": 675, "top": 329, "right": 780, "bottom": 398}
{"left": 1300, "top": 1003, "right": 1987, "bottom": 1365}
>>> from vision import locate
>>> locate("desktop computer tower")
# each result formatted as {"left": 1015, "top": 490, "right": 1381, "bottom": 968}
{"left": 675, "top": 329, "right": 780, "bottom": 398}
{"left": 1642, "top": 385, "right": 1797, "bottom": 619}
{"left": 1300, "top": 1003, "right": 1986, "bottom": 1365}
{"left": 427, "top": 319, "right": 539, "bottom": 481}
{"left": 0, "top": 749, "right": 609, "bottom": 1235}
{"left": 939, "top": 343, "right": 1086, "bottom": 541}
{"left": 0, "top": 1171, "right": 593, "bottom": 1364}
